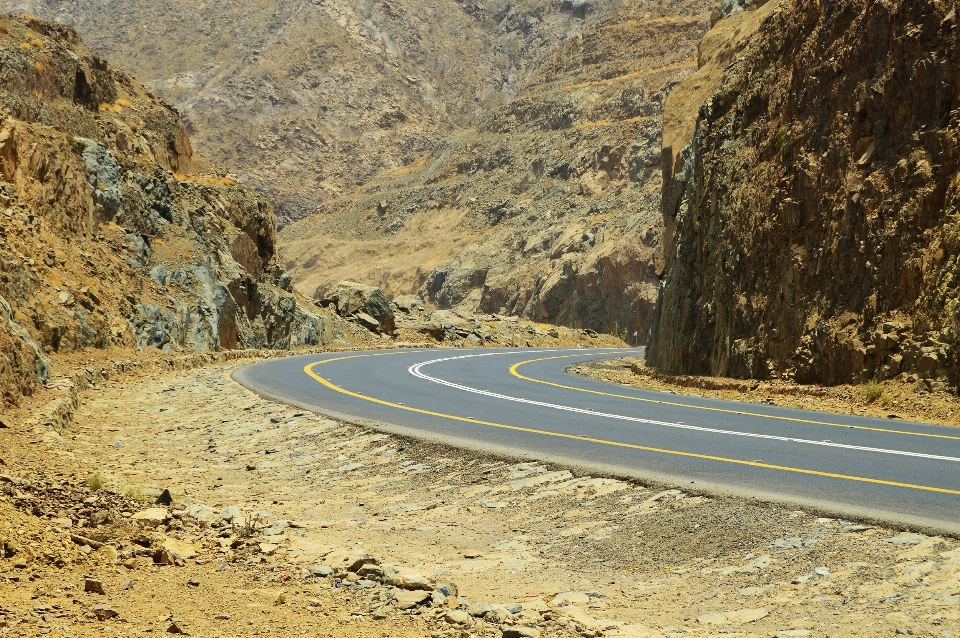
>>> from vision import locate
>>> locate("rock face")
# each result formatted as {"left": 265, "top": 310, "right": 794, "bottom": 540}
{"left": 649, "top": 0, "right": 960, "bottom": 390}
{"left": 18, "top": 0, "right": 621, "bottom": 225}
{"left": 281, "top": 0, "right": 714, "bottom": 336}
{"left": 319, "top": 281, "right": 395, "bottom": 334}
{"left": 0, "top": 14, "right": 349, "bottom": 405}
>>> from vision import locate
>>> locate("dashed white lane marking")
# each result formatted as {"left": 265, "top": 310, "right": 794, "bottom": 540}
{"left": 408, "top": 352, "right": 960, "bottom": 464}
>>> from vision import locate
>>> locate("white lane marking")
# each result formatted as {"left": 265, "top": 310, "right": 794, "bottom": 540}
{"left": 407, "top": 352, "right": 960, "bottom": 464}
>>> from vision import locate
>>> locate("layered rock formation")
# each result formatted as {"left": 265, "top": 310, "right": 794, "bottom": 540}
{"left": 14, "top": 0, "right": 619, "bottom": 225}
{"left": 649, "top": 0, "right": 960, "bottom": 390}
{"left": 0, "top": 14, "right": 349, "bottom": 404}
{"left": 281, "top": 0, "right": 714, "bottom": 336}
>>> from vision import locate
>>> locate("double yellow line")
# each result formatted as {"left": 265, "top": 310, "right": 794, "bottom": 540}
{"left": 303, "top": 352, "right": 960, "bottom": 496}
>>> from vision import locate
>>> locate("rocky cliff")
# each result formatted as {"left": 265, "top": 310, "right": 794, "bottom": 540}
{"left": 12, "top": 0, "right": 619, "bottom": 225}
{"left": 649, "top": 0, "right": 960, "bottom": 391}
{"left": 0, "top": 14, "right": 351, "bottom": 405}
{"left": 281, "top": 0, "right": 714, "bottom": 336}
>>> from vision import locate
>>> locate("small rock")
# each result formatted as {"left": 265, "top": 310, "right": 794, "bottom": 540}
{"left": 186, "top": 578, "right": 200, "bottom": 587}
{"left": 259, "top": 543, "right": 278, "bottom": 556}
{"left": 436, "top": 583, "right": 458, "bottom": 597}
{"left": 552, "top": 591, "right": 590, "bottom": 605}
{"left": 770, "top": 538, "right": 802, "bottom": 549}
{"left": 506, "top": 603, "right": 522, "bottom": 614}
{"left": 213, "top": 614, "right": 231, "bottom": 620}
{"left": 132, "top": 507, "right": 169, "bottom": 527}
{"left": 886, "top": 533, "right": 925, "bottom": 545}
{"left": 813, "top": 567, "right": 830, "bottom": 578}
{"left": 219, "top": 505, "right": 241, "bottom": 522}
{"left": 370, "top": 605, "right": 392, "bottom": 620}
{"left": 444, "top": 610, "right": 472, "bottom": 625}
{"left": 93, "top": 605, "right": 119, "bottom": 620}
{"left": 166, "top": 621, "right": 185, "bottom": 634}
{"left": 122, "top": 580, "right": 133, "bottom": 590}
{"left": 307, "top": 565, "right": 334, "bottom": 577}
{"left": 502, "top": 628, "right": 542, "bottom": 638}
{"left": 467, "top": 601, "right": 491, "bottom": 617}
{"left": 84, "top": 578, "right": 105, "bottom": 594}
{"left": 393, "top": 590, "right": 431, "bottom": 609}
{"left": 155, "top": 489, "right": 173, "bottom": 506}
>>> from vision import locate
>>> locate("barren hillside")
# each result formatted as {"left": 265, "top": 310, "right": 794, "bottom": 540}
{"left": 281, "top": 0, "right": 714, "bottom": 336}
{"left": 0, "top": 13, "right": 363, "bottom": 405}
{"left": 649, "top": 0, "right": 960, "bottom": 393}
{"left": 9, "top": 0, "right": 618, "bottom": 225}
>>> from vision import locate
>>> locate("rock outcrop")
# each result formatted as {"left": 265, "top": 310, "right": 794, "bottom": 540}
{"left": 281, "top": 0, "right": 714, "bottom": 336}
{"left": 0, "top": 14, "right": 350, "bottom": 405}
{"left": 649, "top": 0, "right": 960, "bottom": 391}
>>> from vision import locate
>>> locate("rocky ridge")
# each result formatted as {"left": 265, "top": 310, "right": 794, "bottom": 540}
{"left": 0, "top": 14, "right": 358, "bottom": 405}
{"left": 13, "top": 0, "right": 619, "bottom": 225}
{"left": 649, "top": 0, "right": 960, "bottom": 391}
{"left": 281, "top": 0, "right": 714, "bottom": 336}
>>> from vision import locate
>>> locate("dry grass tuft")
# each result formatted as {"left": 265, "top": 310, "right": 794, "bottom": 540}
{"left": 34, "top": 62, "right": 43, "bottom": 73}
{"left": 98, "top": 102, "right": 112, "bottom": 112}
{"left": 0, "top": 23, "right": 9, "bottom": 34}
{"left": 116, "top": 98, "right": 133, "bottom": 108}
{"left": 130, "top": 122, "right": 139, "bottom": 132}
{"left": 19, "top": 42, "right": 31, "bottom": 51}
{"left": 30, "top": 38, "right": 42, "bottom": 48}
{"left": 861, "top": 380, "right": 884, "bottom": 403}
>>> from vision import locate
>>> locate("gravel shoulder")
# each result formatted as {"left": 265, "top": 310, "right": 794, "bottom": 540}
{"left": 572, "top": 356, "right": 960, "bottom": 428}
{"left": 2, "top": 358, "right": 959, "bottom": 637}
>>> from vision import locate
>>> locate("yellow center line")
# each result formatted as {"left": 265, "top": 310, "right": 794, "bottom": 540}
{"left": 302, "top": 354, "right": 960, "bottom": 496}
{"left": 510, "top": 355, "right": 960, "bottom": 442}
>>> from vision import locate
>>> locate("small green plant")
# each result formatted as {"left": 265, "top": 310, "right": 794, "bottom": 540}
{"left": 609, "top": 322, "right": 629, "bottom": 343}
{"left": 861, "top": 380, "right": 884, "bottom": 403}
{"left": 880, "top": 391, "right": 894, "bottom": 408}
{"left": 87, "top": 471, "right": 104, "bottom": 491}
{"left": 774, "top": 125, "right": 790, "bottom": 150}
{"left": 122, "top": 484, "right": 149, "bottom": 502}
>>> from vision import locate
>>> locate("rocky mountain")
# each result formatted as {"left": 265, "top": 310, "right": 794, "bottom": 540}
{"left": 280, "top": 0, "right": 714, "bottom": 336}
{"left": 9, "top": 0, "right": 619, "bottom": 225}
{"left": 648, "top": 0, "right": 960, "bottom": 391}
{"left": 0, "top": 14, "right": 357, "bottom": 405}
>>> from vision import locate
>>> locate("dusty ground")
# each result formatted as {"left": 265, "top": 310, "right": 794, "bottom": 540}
{"left": 572, "top": 357, "right": 960, "bottom": 428}
{"left": 2, "top": 356, "right": 960, "bottom": 637}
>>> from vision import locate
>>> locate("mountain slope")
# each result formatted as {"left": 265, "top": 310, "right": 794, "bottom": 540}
{"left": 649, "top": 0, "right": 960, "bottom": 391}
{"left": 12, "top": 0, "right": 618, "bottom": 224}
{"left": 0, "top": 13, "right": 355, "bottom": 405}
{"left": 280, "top": 0, "right": 714, "bottom": 336}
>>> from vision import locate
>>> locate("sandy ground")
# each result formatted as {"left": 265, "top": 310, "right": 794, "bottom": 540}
{"left": 2, "top": 358, "right": 960, "bottom": 637}
{"left": 572, "top": 357, "right": 960, "bottom": 428}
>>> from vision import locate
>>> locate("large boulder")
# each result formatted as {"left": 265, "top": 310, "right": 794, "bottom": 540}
{"left": 317, "top": 282, "right": 395, "bottom": 334}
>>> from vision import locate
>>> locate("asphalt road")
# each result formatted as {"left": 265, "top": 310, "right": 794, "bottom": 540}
{"left": 235, "top": 348, "right": 960, "bottom": 532}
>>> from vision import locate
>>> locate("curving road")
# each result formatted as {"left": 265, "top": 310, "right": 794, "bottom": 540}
{"left": 234, "top": 348, "right": 960, "bottom": 533}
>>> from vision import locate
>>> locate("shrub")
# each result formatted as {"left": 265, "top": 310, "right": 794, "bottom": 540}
{"left": 34, "top": 62, "right": 43, "bottom": 73}
{"left": 880, "top": 391, "right": 893, "bottom": 408}
{"left": 774, "top": 125, "right": 789, "bottom": 150}
{"left": 116, "top": 98, "right": 132, "bottom": 108}
{"left": 30, "top": 38, "right": 42, "bottom": 48}
{"left": 98, "top": 102, "right": 112, "bottom": 112}
{"left": 87, "top": 472, "right": 104, "bottom": 491}
{"left": 130, "top": 122, "right": 138, "bottom": 132}
{"left": 861, "top": 380, "right": 884, "bottom": 403}
{"left": 0, "top": 23, "right": 9, "bottom": 33}
{"left": 19, "top": 42, "right": 30, "bottom": 51}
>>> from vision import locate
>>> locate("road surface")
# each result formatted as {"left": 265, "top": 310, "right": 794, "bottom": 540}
{"left": 235, "top": 348, "right": 960, "bottom": 532}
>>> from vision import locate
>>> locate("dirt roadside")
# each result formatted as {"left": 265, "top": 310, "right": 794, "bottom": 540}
{"left": 1, "top": 357, "right": 959, "bottom": 637}
{"left": 572, "top": 357, "right": 960, "bottom": 428}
